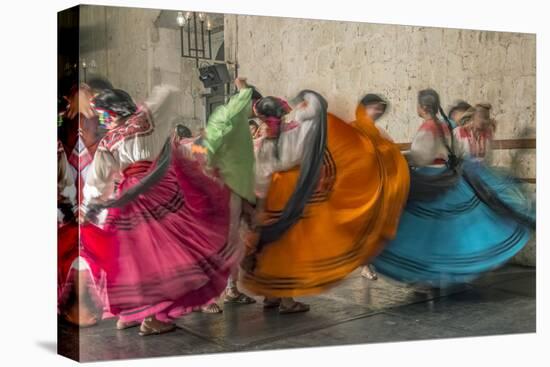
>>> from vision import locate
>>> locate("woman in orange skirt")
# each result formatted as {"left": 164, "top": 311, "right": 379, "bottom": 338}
{"left": 352, "top": 94, "right": 411, "bottom": 280}
{"left": 241, "top": 90, "right": 409, "bottom": 313}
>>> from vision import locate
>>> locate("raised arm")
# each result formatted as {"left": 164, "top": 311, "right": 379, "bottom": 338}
{"left": 144, "top": 84, "right": 180, "bottom": 140}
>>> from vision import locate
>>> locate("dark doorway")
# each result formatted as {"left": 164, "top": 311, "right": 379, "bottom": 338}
{"left": 204, "top": 42, "right": 229, "bottom": 120}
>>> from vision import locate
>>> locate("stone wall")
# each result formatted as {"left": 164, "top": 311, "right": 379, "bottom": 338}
{"left": 225, "top": 14, "right": 536, "bottom": 266}
{"left": 79, "top": 5, "right": 224, "bottom": 134}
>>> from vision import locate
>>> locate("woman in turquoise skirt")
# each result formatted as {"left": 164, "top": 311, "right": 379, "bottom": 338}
{"left": 372, "top": 89, "right": 535, "bottom": 287}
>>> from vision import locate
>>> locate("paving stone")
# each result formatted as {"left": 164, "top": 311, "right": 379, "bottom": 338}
{"left": 175, "top": 295, "right": 377, "bottom": 348}
{"left": 466, "top": 264, "right": 535, "bottom": 288}
{"left": 320, "top": 270, "right": 472, "bottom": 310}
{"left": 387, "top": 287, "right": 535, "bottom": 336}
{"left": 493, "top": 273, "right": 536, "bottom": 298}
{"left": 76, "top": 319, "right": 224, "bottom": 362}
{"left": 251, "top": 312, "right": 466, "bottom": 351}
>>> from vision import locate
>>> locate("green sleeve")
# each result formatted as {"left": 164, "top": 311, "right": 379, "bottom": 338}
{"left": 205, "top": 88, "right": 253, "bottom": 156}
{"left": 225, "top": 88, "right": 253, "bottom": 119}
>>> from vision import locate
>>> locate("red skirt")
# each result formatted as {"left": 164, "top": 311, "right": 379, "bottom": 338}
{"left": 58, "top": 222, "right": 109, "bottom": 315}
{"left": 81, "top": 153, "right": 238, "bottom": 322}
{"left": 57, "top": 222, "right": 78, "bottom": 302}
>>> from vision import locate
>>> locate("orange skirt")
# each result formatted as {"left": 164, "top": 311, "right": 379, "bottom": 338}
{"left": 241, "top": 111, "right": 410, "bottom": 297}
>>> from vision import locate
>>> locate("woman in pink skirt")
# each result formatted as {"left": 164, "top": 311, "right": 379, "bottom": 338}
{"left": 81, "top": 85, "right": 242, "bottom": 336}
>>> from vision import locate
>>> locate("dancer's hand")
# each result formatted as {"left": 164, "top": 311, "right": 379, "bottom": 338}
{"left": 66, "top": 85, "right": 95, "bottom": 120}
{"left": 77, "top": 209, "right": 87, "bottom": 224}
{"left": 235, "top": 77, "right": 248, "bottom": 91}
{"left": 80, "top": 91, "right": 95, "bottom": 119}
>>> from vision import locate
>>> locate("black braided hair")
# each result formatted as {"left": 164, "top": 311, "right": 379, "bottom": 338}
{"left": 93, "top": 88, "right": 137, "bottom": 118}
{"left": 244, "top": 84, "right": 263, "bottom": 101}
{"left": 255, "top": 96, "right": 288, "bottom": 119}
{"left": 176, "top": 124, "right": 192, "bottom": 138}
{"left": 257, "top": 90, "right": 328, "bottom": 248}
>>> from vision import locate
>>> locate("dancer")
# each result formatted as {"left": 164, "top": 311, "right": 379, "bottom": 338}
{"left": 372, "top": 89, "right": 534, "bottom": 287}
{"left": 169, "top": 82, "right": 262, "bottom": 313}
{"left": 354, "top": 93, "right": 402, "bottom": 280}
{"left": 357, "top": 93, "right": 391, "bottom": 141}
{"left": 81, "top": 85, "right": 242, "bottom": 336}
{"left": 57, "top": 79, "right": 112, "bottom": 327}
{"left": 241, "top": 89, "right": 409, "bottom": 313}
{"left": 172, "top": 124, "right": 233, "bottom": 314}
{"left": 57, "top": 140, "right": 80, "bottom": 318}
{"left": 203, "top": 78, "right": 261, "bottom": 309}
{"left": 172, "top": 107, "right": 258, "bottom": 314}
{"left": 455, "top": 103, "right": 534, "bottom": 232}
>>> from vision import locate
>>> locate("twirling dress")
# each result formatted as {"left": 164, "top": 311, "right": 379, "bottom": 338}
{"left": 57, "top": 110, "right": 108, "bottom": 317}
{"left": 372, "top": 118, "right": 534, "bottom": 286}
{"left": 241, "top": 110, "right": 410, "bottom": 297}
{"left": 80, "top": 86, "right": 241, "bottom": 322}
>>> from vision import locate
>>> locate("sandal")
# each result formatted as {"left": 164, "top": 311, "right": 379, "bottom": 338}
{"left": 263, "top": 297, "right": 281, "bottom": 309}
{"left": 116, "top": 319, "right": 140, "bottom": 330}
{"left": 138, "top": 318, "right": 176, "bottom": 337}
{"left": 361, "top": 265, "right": 378, "bottom": 280}
{"left": 279, "top": 301, "right": 310, "bottom": 315}
{"left": 224, "top": 290, "right": 257, "bottom": 304}
{"left": 195, "top": 303, "right": 223, "bottom": 313}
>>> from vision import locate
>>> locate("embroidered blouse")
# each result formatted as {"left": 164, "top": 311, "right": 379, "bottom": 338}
{"left": 83, "top": 85, "right": 179, "bottom": 207}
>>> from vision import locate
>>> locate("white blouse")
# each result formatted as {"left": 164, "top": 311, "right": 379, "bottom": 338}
{"left": 408, "top": 119, "right": 451, "bottom": 167}
{"left": 83, "top": 85, "right": 179, "bottom": 208}
{"left": 253, "top": 118, "right": 315, "bottom": 198}
{"left": 58, "top": 142, "right": 77, "bottom": 224}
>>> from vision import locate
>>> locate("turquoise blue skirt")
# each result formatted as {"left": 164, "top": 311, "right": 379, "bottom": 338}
{"left": 373, "top": 162, "right": 534, "bottom": 287}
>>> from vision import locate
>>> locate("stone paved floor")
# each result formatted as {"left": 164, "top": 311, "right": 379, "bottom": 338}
{"left": 58, "top": 264, "right": 536, "bottom": 362}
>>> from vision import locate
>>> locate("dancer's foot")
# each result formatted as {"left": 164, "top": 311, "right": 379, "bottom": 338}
{"left": 195, "top": 302, "right": 223, "bottom": 313}
{"left": 279, "top": 298, "right": 310, "bottom": 314}
{"left": 138, "top": 316, "right": 175, "bottom": 337}
{"left": 116, "top": 319, "right": 140, "bottom": 330}
{"left": 63, "top": 302, "right": 98, "bottom": 327}
{"left": 263, "top": 297, "right": 281, "bottom": 309}
{"left": 224, "top": 288, "right": 257, "bottom": 304}
{"left": 361, "top": 265, "right": 378, "bottom": 280}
